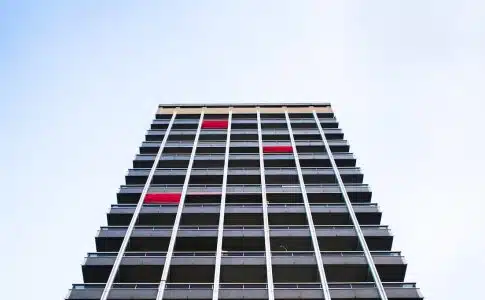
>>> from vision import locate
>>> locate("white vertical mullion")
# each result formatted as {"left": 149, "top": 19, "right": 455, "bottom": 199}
{"left": 100, "top": 111, "right": 178, "bottom": 300}
{"left": 156, "top": 110, "right": 206, "bottom": 300}
{"left": 212, "top": 109, "right": 232, "bottom": 300}
{"left": 256, "top": 109, "right": 275, "bottom": 300}
{"left": 284, "top": 110, "right": 331, "bottom": 300}
{"left": 312, "top": 110, "right": 388, "bottom": 300}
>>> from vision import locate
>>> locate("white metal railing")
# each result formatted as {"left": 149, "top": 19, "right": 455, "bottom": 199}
{"left": 109, "top": 202, "right": 379, "bottom": 209}
{"left": 142, "top": 139, "right": 346, "bottom": 145}
{"left": 127, "top": 183, "right": 368, "bottom": 187}
{"left": 119, "top": 185, "right": 370, "bottom": 197}
{"left": 128, "top": 167, "right": 358, "bottom": 172}
{"left": 86, "top": 250, "right": 401, "bottom": 258}
{"left": 71, "top": 282, "right": 417, "bottom": 290}
{"left": 135, "top": 153, "right": 357, "bottom": 160}
{"left": 98, "top": 225, "right": 389, "bottom": 231}
{"left": 146, "top": 128, "right": 340, "bottom": 134}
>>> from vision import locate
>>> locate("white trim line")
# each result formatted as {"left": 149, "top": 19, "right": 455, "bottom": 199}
{"left": 284, "top": 109, "right": 332, "bottom": 300}
{"left": 257, "top": 108, "right": 275, "bottom": 300}
{"left": 312, "top": 110, "right": 388, "bottom": 300}
{"left": 212, "top": 109, "right": 232, "bottom": 300}
{"left": 156, "top": 110, "right": 206, "bottom": 300}
{"left": 100, "top": 111, "right": 178, "bottom": 300}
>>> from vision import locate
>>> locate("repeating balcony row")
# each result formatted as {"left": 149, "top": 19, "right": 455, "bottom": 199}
{"left": 151, "top": 117, "right": 338, "bottom": 129}
{"left": 148, "top": 128, "right": 341, "bottom": 135}
{"left": 145, "top": 128, "right": 344, "bottom": 141}
{"left": 95, "top": 227, "right": 392, "bottom": 254}
{"left": 107, "top": 203, "right": 381, "bottom": 226}
{"left": 109, "top": 202, "right": 378, "bottom": 215}
{"left": 133, "top": 153, "right": 356, "bottom": 169}
{"left": 125, "top": 167, "right": 363, "bottom": 185}
{"left": 140, "top": 140, "right": 349, "bottom": 154}
{"left": 96, "top": 225, "right": 392, "bottom": 239}
{"left": 117, "top": 184, "right": 371, "bottom": 204}
{"left": 82, "top": 251, "right": 406, "bottom": 284}
{"left": 87, "top": 250, "right": 401, "bottom": 258}
{"left": 111, "top": 202, "right": 378, "bottom": 212}
{"left": 151, "top": 117, "right": 337, "bottom": 122}
{"left": 67, "top": 282, "right": 423, "bottom": 300}
{"left": 155, "top": 112, "right": 335, "bottom": 120}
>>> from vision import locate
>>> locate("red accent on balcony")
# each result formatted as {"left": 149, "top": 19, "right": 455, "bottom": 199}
{"left": 144, "top": 193, "right": 181, "bottom": 204}
{"left": 263, "top": 145, "right": 293, "bottom": 153}
{"left": 202, "top": 120, "right": 229, "bottom": 129}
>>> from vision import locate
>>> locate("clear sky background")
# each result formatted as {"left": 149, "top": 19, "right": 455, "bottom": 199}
{"left": 1, "top": 1, "right": 484, "bottom": 299}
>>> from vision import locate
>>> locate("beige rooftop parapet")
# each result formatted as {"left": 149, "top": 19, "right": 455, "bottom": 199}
{"left": 157, "top": 104, "right": 332, "bottom": 115}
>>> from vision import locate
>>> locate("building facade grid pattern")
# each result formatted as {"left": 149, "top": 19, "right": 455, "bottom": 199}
{"left": 67, "top": 104, "right": 423, "bottom": 300}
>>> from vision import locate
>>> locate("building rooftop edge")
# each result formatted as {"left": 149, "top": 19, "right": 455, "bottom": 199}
{"left": 158, "top": 102, "right": 331, "bottom": 108}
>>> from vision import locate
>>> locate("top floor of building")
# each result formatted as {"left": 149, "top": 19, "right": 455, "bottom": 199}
{"left": 156, "top": 103, "right": 333, "bottom": 117}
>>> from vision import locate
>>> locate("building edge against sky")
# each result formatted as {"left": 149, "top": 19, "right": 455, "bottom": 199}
{"left": 66, "top": 103, "right": 424, "bottom": 300}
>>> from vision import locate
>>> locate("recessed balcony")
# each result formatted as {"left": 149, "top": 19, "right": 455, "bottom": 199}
{"left": 144, "top": 128, "right": 344, "bottom": 143}
{"left": 132, "top": 152, "right": 356, "bottom": 169}
{"left": 139, "top": 139, "right": 350, "bottom": 155}
{"left": 106, "top": 203, "right": 381, "bottom": 227}
{"left": 125, "top": 167, "right": 363, "bottom": 186}
{"left": 94, "top": 225, "right": 392, "bottom": 253}
{"left": 67, "top": 281, "right": 423, "bottom": 299}
{"left": 82, "top": 251, "right": 406, "bottom": 285}
{"left": 116, "top": 183, "right": 371, "bottom": 204}
{"left": 151, "top": 117, "right": 338, "bottom": 129}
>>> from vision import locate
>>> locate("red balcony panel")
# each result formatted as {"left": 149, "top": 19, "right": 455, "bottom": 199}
{"left": 144, "top": 193, "right": 181, "bottom": 204}
{"left": 202, "top": 120, "right": 229, "bottom": 129}
{"left": 263, "top": 145, "right": 293, "bottom": 153}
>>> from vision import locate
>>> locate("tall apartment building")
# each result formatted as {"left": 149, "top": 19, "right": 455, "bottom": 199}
{"left": 66, "top": 103, "right": 424, "bottom": 300}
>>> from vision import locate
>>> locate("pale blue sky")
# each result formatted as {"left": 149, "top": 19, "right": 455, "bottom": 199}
{"left": 1, "top": 1, "right": 484, "bottom": 299}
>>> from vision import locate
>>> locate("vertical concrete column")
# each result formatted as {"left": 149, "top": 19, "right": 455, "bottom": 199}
{"left": 284, "top": 109, "right": 332, "bottom": 299}
{"left": 257, "top": 109, "right": 275, "bottom": 300}
{"left": 212, "top": 109, "right": 233, "bottom": 300}
{"left": 156, "top": 110, "right": 206, "bottom": 300}
{"left": 312, "top": 110, "right": 388, "bottom": 300}
{"left": 100, "top": 111, "right": 178, "bottom": 300}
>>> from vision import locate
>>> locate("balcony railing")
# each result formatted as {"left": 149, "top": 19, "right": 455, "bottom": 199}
{"left": 135, "top": 152, "right": 354, "bottom": 160}
{"left": 143, "top": 140, "right": 347, "bottom": 147}
{"left": 122, "top": 183, "right": 367, "bottom": 188}
{"left": 110, "top": 202, "right": 378, "bottom": 209}
{"left": 86, "top": 250, "right": 401, "bottom": 258}
{"left": 126, "top": 167, "right": 360, "bottom": 175}
{"left": 119, "top": 183, "right": 368, "bottom": 191}
{"left": 70, "top": 282, "right": 417, "bottom": 290}
{"left": 98, "top": 224, "right": 389, "bottom": 231}
{"left": 152, "top": 117, "right": 337, "bottom": 125}
{"left": 146, "top": 128, "right": 342, "bottom": 135}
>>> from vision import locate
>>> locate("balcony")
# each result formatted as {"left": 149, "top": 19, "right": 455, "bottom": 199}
{"left": 116, "top": 183, "right": 371, "bottom": 204}
{"left": 145, "top": 128, "right": 344, "bottom": 142}
{"left": 151, "top": 118, "right": 339, "bottom": 130}
{"left": 94, "top": 225, "right": 393, "bottom": 253}
{"left": 82, "top": 252, "right": 216, "bottom": 284}
{"left": 132, "top": 153, "right": 356, "bottom": 169}
{"left": 107, "top": 203, "right": 381, "bottom": 227}
{"left": 139, "top": 140, "right": 350, "bottom": 155}
{"left": 67, "top": 282, "right": 423, "bottom": 299}
{"left": 82, "top": 251, "right": 405, "bottom": 284}
{"left": 125, "top": 167, "right": 363, "bottom": 186}
{"left": 259, "top": 119, "right": 339, "bottom": 130}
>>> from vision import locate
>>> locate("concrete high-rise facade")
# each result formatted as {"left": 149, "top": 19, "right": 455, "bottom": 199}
{"left": 66, "top": 103, "right": 423, "bottom": 300}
